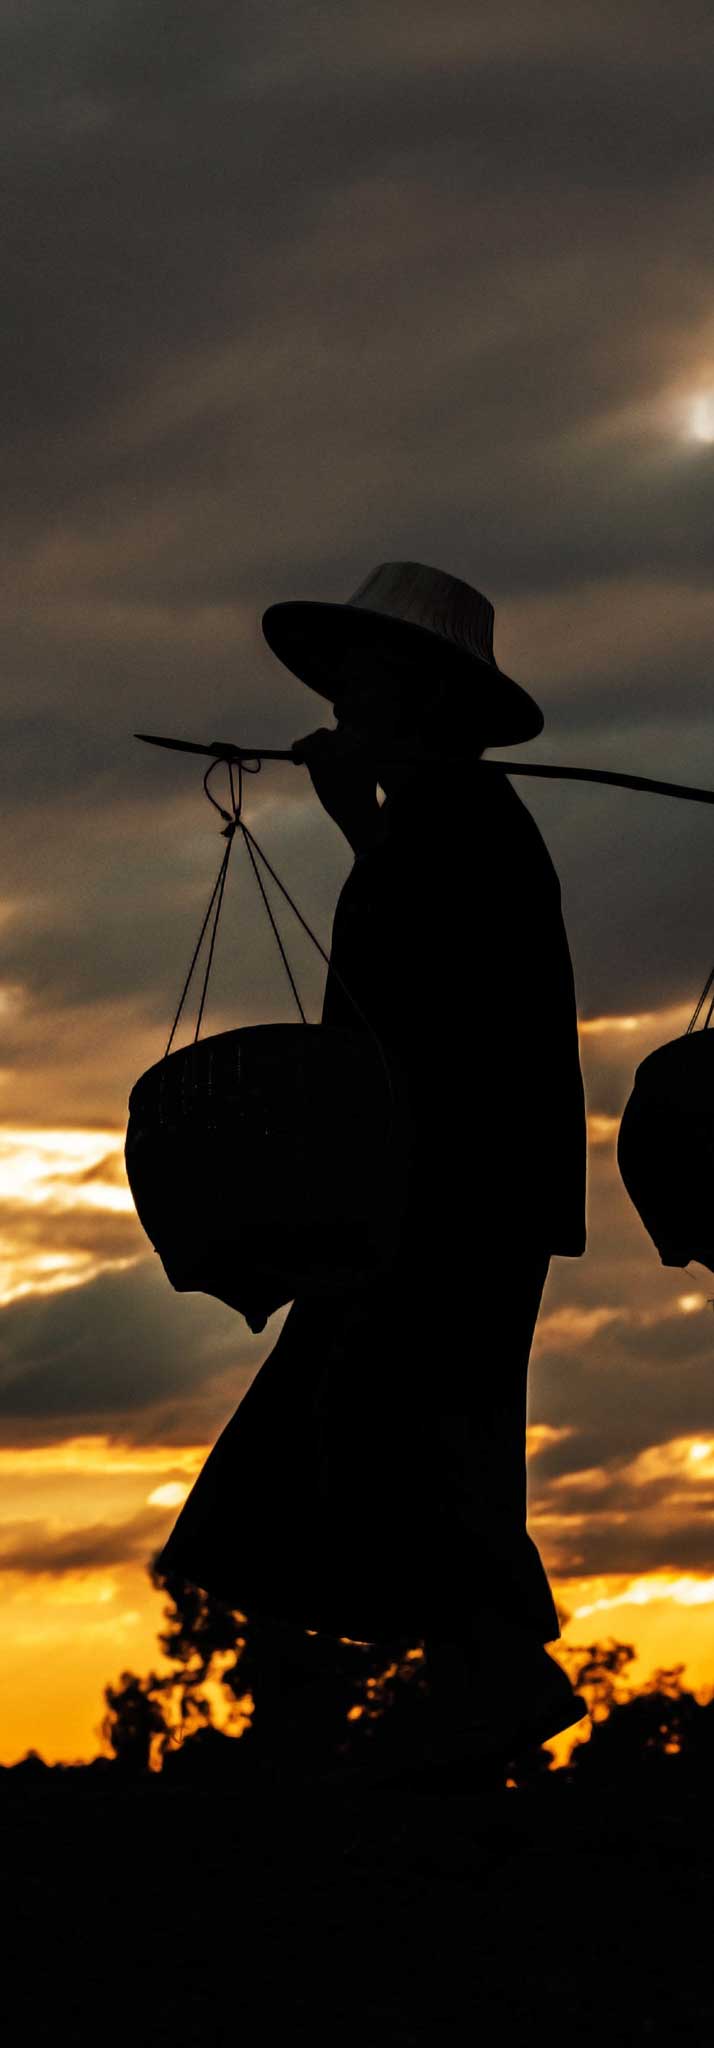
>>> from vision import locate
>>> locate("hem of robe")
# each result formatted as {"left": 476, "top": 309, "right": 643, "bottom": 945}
{"left": 154, "top": 1521, "right": 561, "bottom": 1650}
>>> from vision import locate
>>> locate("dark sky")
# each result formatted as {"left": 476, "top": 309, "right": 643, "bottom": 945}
{"left": 2, "top": 3, "right": 714, "bottom": 1613}
{"left": 3, "top": 2, "right": 714, "bottom": 1020}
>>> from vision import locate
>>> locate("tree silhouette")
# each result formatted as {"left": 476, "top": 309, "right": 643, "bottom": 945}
{"left": 217, "top": 1610, "right": 387, "bottom": 1772}
{"left": 139, "top": 1559, "right": 577, "bottom": 1783}
{"left": 138, "top": 1553, "right": 406, "bottom": 1776}
{"left": 96, "top": 1564, "right": 714, "bottom": 1791}
{"left": 564, "top": 1658, "right": 713, "bottom": 1787}
{"left": 555, "top": 1635, "right": 639, "bottom": 1722}
{"left": 100, "top": 1670, "right": 172, "bottom": 1776}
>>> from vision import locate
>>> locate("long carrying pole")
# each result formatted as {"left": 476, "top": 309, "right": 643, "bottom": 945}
{"left": 135, "top": 732, "right": 714, "bottom": 809}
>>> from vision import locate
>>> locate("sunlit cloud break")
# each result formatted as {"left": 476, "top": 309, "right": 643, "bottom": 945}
{"left": 0, "top": 1438, "right": 205, "bottom": 1477}
{"left": 0, "top": 1127, "right": 132, "bottom": 1211}
{"left": 0, "top": 1126, "right": 140, "bottom": 1304}
{"left": 573, "top": 1572, "right": 714, "bottom": 1617}
{"left": 579, "top": 1013, "right": 656, "bottom": 1035}
{"left": 579, "top": 1005, "right": 692, "bottom": 1038}
{"left": 0, "top": 1248, "right": 137, "bottom": 1307}
{"left": 685, "top": 392, "right": 714, "bottom": 444}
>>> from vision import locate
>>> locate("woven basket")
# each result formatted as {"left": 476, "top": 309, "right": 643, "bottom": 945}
{"left": 125, "top": 1023, "right": 411, "bottom": 1331}
{"left": 617, "top": 1029, "right": 714, "bottom": 1271}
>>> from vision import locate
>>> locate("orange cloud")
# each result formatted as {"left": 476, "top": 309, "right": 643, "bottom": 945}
{"left": 0, "top": 1437, "right": 204, "bottom": 1477}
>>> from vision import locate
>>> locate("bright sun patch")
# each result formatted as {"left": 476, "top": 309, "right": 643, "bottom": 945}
{"left": 687, "top": 393, "right": 714, "bottom": 443}
{"left": 147, "top": 1482, "right": 190, "bottom": 1508}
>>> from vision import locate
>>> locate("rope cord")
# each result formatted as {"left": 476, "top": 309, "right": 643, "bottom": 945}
{"left": 164, "top": 754, "right": 255, "bottom": 1055}
{"left": 162, "top": 757, "right": 401, "bottom": 1150}
{"left": 193, "top": 757, "right": 243, "bottom": 1042}
{"left": 686, "top": 963, "right": 714, "bottom": 1034}
{"left": 164, "top": 841, "right": 232, "bottom": 1058}
{"left": 240, "top": 827, "right": 307, "bottom": 1024}
{"left": 193, "top": 839, "right": 233, "bottom": 1044}
{"left": 239, "top": 818, "right": 399, "bottom": 1145}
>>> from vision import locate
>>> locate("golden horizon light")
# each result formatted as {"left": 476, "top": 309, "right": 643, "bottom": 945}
{"left": 0, "top": 999, "right": 713, "bottom": 1767}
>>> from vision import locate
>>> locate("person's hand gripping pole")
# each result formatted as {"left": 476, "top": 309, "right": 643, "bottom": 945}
{"left": 290, "top": 726, "right": 386, "bottom": 854}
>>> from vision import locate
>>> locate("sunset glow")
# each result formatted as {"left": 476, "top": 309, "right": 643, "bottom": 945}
{"left": 0, "top": 1126, "right": 141, "bottom": 1304}
{"left": 3, "top": 24, "right": 714, "bottom": 2042}
{"left": 572, "top": 1571, "right": 714, "bottom": 1617}
{"left": 1, "top": 996, "right": 714, "bottom": 1761}
{"left": 0, "top": 1127, "right": 131, "bottom": 1209}
{"left": 579, "top": 1013, "right": 655, "bottom": 1035}
{"left": 0, "top": 0, "right": 711, "bottom": 1801}
{"left": 587, "top": 1113, "right": 620, "bottom": 1146}
{"left": 687, "top": 393, "right": 714, "bottom": 443}
{"left": 147, "top": 1482, "right": 191, "bottom": 1508}
{"left": 1, "top": 1551, "right": 713, "bottom": 1768}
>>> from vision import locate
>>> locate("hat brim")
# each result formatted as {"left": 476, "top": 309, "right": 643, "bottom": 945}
{"left": 261, "top": 599, "right": 544, "bottom": 746}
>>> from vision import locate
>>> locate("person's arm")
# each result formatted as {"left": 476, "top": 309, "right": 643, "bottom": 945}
{"left": 344, "top": 806, "right": 388, "bottom": 856}
{"left": 291, "top": 727, "right": 386, "bottom": 855}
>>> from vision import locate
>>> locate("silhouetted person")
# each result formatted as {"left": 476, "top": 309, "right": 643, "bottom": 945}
{"left": 157, "top": 562, "right": 588, "bottom": 1765}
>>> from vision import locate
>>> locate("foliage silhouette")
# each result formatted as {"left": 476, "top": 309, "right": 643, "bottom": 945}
{"left": 100, "top": 1669, "right": 173, "bottom": 1776}
{"left": 89, "top": 1562, "right": 714, "bottom": 1795}
{"left": 565, "top": 1660, "right": 714, "bottom": 1788}
{"left": 152, "top": 1557, "right": 413, "bottom": 1775}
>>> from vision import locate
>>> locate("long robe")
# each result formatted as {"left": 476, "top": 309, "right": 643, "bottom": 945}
{"left": 156, "top": 762, "right": 587, "bottom": 1647}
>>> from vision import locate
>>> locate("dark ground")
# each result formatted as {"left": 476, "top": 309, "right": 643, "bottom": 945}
{"left": 3, "top": 1761, "right": 711, "bottom": 2045}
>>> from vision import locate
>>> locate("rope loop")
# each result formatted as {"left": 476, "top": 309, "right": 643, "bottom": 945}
{"left": 161, "top": 754, "right": 400, "bottom": 1156}
{"left": 687, "top": 962, "right": 714, "bottom": 1034}
{"left": 164, "top": 756, "right": 248, "bottom": 1057}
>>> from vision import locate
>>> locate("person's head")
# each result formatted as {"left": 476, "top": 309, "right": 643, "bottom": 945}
{"left": 329, "top": 643, "right": 487, "bottom": 787}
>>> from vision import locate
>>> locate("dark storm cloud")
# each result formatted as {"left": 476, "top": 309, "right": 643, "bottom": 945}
{"left": 0, "top": 1258, "right": 275, "bottom": 1430}
{"left": 0, "top": 1505, "right": 164, "bottom": 1573}
{"left": 535, "top": 1512, "right": 714, "bottom": 1581}
{"left": 518, "top": 1138, "right": 714, "bottom": 1584}
{"left": 2, "top": 0, "right": 714, "bottom": 1595}
{"left": 1, "top": 3, "right": 713, "bottom": 589}
{"left": 0, "top": 1199, "right": 139, "bottom": 1271}
{"left": 0, "top": 777, "right": 338, "bottom": 1020}
{"left": 0, "top": 0, "right": 712, "bottom": 1031}
{"left": 532, "top": 1296, "right": 714, "bottom": 1474}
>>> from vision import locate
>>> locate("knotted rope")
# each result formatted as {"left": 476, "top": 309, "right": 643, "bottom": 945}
{"left": 162, "top": 754, "right": 400, "bottom": 1146}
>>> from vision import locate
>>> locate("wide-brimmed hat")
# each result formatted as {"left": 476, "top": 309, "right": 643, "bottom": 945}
{"left": 261, "top": 560, "right": 544, "bottom": 746}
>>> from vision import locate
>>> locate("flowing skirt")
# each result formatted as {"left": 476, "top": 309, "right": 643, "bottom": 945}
{"left": 155, "top": 1230, "right": 560, "bottom": 1648}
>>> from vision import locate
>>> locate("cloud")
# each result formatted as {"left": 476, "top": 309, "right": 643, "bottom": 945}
{"left": 535, "top": 1515, "right": 714, "bottom": 1579}
{"left": 1, "top": 2, "right": 713, "bottom": 1055}
{"left": 1, "top": 2, "right": 714, "bottom": 1613}
{"left": 3, "top": 8, "right": 714, "bottom": 607}
{"left": 0, "top": 1256, "right": 278, "bottom": 1437}
{"left": 0, "top": 1115, "right": 711, "bottom": 1588}
{"left": 0, "top": 1507, "right": 163, "bottom": 1574}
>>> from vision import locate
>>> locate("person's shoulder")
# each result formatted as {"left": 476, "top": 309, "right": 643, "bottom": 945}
{"left": 476, "top": 759, "right": 547, "bottom": 828}
{"left": 467, "top": 762, "right": 564, "bottom": 890}
{"left": 437, "top": 759, "right": 522, "bottom": 826}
